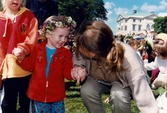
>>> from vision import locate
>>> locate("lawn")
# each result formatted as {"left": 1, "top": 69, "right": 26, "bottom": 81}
{"left": 15, "top": 80, "right": 164, "bottom": 113}
{"left": 64, "top": 81, "right": 139, "bottom": 113}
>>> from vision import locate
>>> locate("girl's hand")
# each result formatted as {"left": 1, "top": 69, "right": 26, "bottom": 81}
{"left": 12, "top": 48, "right": 25, "bottom": 61}
{"left": 71, "top": 66, "right": 87, "bottom": 85}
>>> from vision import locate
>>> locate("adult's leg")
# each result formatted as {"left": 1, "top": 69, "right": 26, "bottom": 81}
{"left": 2, "top": 78, "right": 18, "bottom": 113}
{"left": 80, "top": 76, "right": 110, "bottom": 113}
{"left": 18, "top": 75, "right": 31, "bottom": 113}
{"left": 110, "top": 83, "right": 131, "bottom": 113}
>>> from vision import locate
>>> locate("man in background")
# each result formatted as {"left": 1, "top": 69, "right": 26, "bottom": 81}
{"left": 26, "top": 0, "right": 58, "bottom": 29}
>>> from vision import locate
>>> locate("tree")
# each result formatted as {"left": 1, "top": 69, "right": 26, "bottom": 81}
{"left": 58, "top": 0, "right": 107, "bottom": 28}
{"left": 0, "top": 0, "right": 108, "bottom": 28}
{"left": 153, "top": 16, "right": 167, "bottom": 34}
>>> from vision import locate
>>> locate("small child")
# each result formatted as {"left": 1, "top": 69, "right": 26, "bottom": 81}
{"left": 13, "top": 15, "right": 76, "bottom": 113}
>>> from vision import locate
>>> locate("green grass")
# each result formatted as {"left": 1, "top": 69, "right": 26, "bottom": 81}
{"left": 18, "top": 80, "right": 162, "bottom": 113}
{"left": 64, "top": 81, "right": 139, "bottom": 113}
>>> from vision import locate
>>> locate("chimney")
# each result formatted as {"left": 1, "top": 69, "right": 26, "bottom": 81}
{"left": 150, "top": 11, "right": 154, "bottom": 14}
{"left": 133, "top": 10, "right": 137, "bottom": 14}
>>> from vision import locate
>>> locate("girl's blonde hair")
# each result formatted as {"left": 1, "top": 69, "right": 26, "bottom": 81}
{"left": 75, "top": 20, "right": 125, "bottom": 77}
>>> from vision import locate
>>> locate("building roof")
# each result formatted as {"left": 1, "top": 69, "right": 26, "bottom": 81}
{"left": 117, "top": 12, "right": 158, "bottom": 21}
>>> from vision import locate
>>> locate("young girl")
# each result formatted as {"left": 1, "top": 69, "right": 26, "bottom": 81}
{"left": 13, "top": 15, "right": 76, "bottom": 113}
{"left": 0, "top": 0, "right": 38, "bottom": 112}
{"left": 144, "top": 33, "right": 167, "bottom": 89}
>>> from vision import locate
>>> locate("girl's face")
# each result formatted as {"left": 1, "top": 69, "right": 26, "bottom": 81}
{"left": 46, "top": 27, "right": 69, "bottom": 49}
{"left": 6, "top": 0, "right": 22, "bottom": 12}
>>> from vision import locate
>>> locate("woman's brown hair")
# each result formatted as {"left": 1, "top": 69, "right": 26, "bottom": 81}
{"left": 74, "top": 20, "right": 125, "bottom": 77}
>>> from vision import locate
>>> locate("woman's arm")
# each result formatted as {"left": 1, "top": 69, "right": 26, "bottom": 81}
{"left": 71, "top": 54, "right": 88, "bottom": 84}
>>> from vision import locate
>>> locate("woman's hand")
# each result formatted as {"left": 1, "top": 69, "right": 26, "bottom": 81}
{"left": 71, "top": 66, "right": 87, "bottom": 85}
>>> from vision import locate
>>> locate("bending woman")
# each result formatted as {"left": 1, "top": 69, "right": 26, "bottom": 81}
{"left": 71, "top": 20, "right": 158, "bottom": 113}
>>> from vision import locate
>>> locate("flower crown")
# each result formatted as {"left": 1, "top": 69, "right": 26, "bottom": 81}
{"left": 38, "top": 16, "right": 76, "bottom": 41}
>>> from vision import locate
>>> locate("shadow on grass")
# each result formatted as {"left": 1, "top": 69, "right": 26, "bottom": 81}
{"left": 65, "top": 81, "right": 76, "bottom": 90}
{"left": 65, "top": 81, "right": 81, "bottom": 98}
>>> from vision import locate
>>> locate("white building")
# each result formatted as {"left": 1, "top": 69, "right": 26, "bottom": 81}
{"left": 116, "top": 10, "right": 158, "bottom": 36}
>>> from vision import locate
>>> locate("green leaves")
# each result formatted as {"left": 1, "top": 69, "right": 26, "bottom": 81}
{"left": 57, "top": 0, "right": 107, "bottom": 28}
{"left": 153, "top": 16, "right": 167, "bottom": 34}
{"left": 152, "top": 87, "right": 166, "bottom": 98}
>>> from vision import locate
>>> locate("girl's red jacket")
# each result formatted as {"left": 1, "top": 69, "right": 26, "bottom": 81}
{"left": 0, "top": 7, "right": 38, "bottom": 76}
{"left": 17, "top": 42, "right": 73, "bottom": 102}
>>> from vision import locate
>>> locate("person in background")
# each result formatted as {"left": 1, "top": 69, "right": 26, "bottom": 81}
{"left": 144, "top": 33, "right": 167, "bottom": 89}
{"left": 0, "top": 0, "right": 38, "bottom": 113}
{"left": 71, "top": 20, "right": 158, "bottom": 113}
{"left": 14, "top": 15, "right": 78, "bottom": 113}
{"left": 128, "top": 38, "right": 141, "bottom": 58}
{"left": 140, "top": 29, "right": 148, "bottom": 39}
{"left": 25, "top": 0, "right": 58, "bottom": 29}
{"left": 150, "top": 29, "right": 156, "bottom": 39}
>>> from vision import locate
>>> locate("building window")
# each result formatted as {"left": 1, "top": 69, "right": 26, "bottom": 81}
{"left": 146, "top": 24, "right": 150, "bottom": 29}
{"left": 133, "top": 19, "right": 136, "bottom": 22}
{"left": 139, "top": 20, "right": 141, "bottom": 23}
{"left": 138, "top": 25, "right": 141, "bottom": 31}
{"left": 132, "top": 24, "right": 136, "bottom": 31}
{"left": 125, "top": 26, "right": 127, "bottom": 31}
{"left": 121, "top": 26, "right": 123, "bottom": 31}
{"left": 125, "top": 20, "right": 127, "bottom": 23}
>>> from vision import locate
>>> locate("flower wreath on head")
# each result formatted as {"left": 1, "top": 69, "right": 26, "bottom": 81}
{"left": 38, "top": 16, "right": 76, "bottom": 41}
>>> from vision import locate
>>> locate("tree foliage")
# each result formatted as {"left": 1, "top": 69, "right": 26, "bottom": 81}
{"left": 153, "top": 16, "right": 167, "bottom": 34}
{"left": 0, "top": 0, "right": 107, "bottom": 28}
{"left": 58, "top": 0, "right": 107, "bottom": 28}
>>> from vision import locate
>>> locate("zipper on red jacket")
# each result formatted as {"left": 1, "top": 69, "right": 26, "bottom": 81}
{"left": 44, "top": 80, "right": 48, "bottom": 102}
{"left": 44, "top": 51, "right": 56, "bottom": 102}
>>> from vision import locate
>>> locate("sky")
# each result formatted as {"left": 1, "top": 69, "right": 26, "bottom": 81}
{"left": 103, "top": 0, "right": 167, "bottom": 35}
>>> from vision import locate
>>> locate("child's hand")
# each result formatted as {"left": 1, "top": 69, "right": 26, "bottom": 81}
{"left": 12, "top": 48, "right": 25, "bottom": 61}
{"left": 71, "top": 66, "right": 87, "bottom": 85}
{"left": 13, "top": 48, "right": 22, "bottom": 56}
